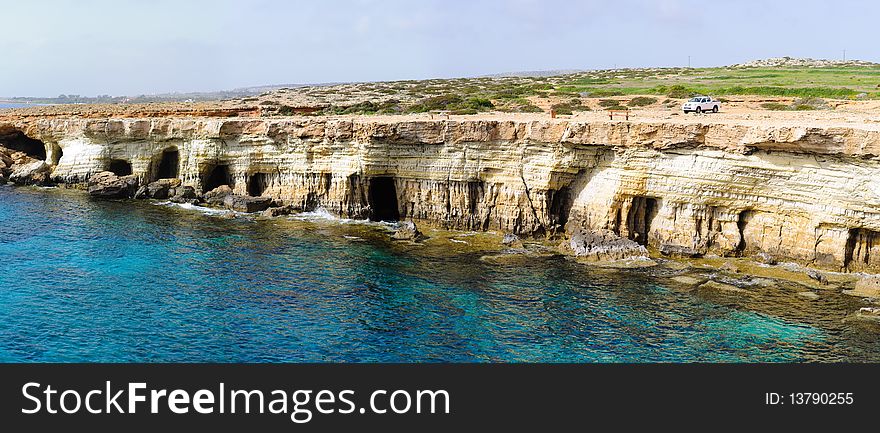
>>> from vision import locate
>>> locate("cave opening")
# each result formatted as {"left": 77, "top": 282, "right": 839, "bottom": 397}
{"left": 0, "top": 130, "right": 46, "bottom": 160}
{"left": 108, "top": 159, "right": 133, "bottom": 176}
{"left": 736, "top": 210, "right": 753, "bottom": 254}
{"left": 844, "top": 228, "right": 878, "bottom": 271}
{"left": 203, "top": 164, "right": 232, "bottom": 193}
{"left": 368, "top": 176, "right": 400, "bottom": 221}
{"left": 247, "top": 173, "right": 269, "bottom": 197}
{"left": 156, "top": 149, "right": 179, "bottom": 179}
{"left": 616, "top": 196, "right": 658, "bottom": 245}
{"left": 548, "top": 186, "right": 573, "bottom": 228}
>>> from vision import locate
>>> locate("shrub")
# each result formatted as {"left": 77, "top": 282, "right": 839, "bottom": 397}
{"left": 550, "top": 103, "right": 575, "bottom": 115}
{"left": 598, "top": 99, "right": 621, "bottom": 107}
{"left": 628, "top": 96, "right": 657, "bottom": 107}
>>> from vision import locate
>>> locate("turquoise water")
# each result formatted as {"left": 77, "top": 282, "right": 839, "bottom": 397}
{"left": 0, "top": 185, "right": 877, "bottom": 362}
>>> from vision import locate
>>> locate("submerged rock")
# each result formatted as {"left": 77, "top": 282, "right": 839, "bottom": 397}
{"left": 262, "top": 204, "right": 297, "bottom": 217}
{"left": 697, "top": 280, "right": 752, "bottom": 295}
{"left": 568, "top": 228, "right": 647, "bottom": 261}
{"left": 87, "top": 171, "right": 138, "bottom": 198}
{"left": 134, "top": 178, "right": 181, "bottom": 199}
{"left": 391, "top": 221, "right": 425, "bottom": 241}
{"left": 223, "top": 194, "right": 273, "bottom": 213}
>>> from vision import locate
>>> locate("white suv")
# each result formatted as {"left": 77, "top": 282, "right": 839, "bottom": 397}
{"left": 682, "top": 96, "right": 720, "bottom": 113}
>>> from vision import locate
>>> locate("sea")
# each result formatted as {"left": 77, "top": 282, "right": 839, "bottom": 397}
{"left": 1, "top": 185, "right": 878, "bottom": 362}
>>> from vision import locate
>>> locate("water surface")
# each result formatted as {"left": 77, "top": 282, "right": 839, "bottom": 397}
{"left": 0, "top": 185, "right": 877, "bottom": 362}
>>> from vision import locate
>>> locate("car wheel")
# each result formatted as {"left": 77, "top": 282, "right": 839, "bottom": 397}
{"left": 712, "top": 106, "right": 719, "bottom": 113}
{"left": 695, "top": 107, "right": 702, "bottom": 114}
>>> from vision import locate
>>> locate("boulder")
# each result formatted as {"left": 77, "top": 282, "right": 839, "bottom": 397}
{"left": 9, "top": 160, "right": 51, "bottom": 185}
{"left": 806, "top": 269, "right": 828, "bottom": 285}
{"left": 568, "top": 228, "right": 648, "bottom": 261}
{"left": 659, "top": 244, "right": 705, "bottom": 258}
{"left": 169, "top": 186, "right": 200, "bottom": 205}
{"left": 87, "top": 171, "right": 139, "bottom": 198}
{"left": 391, "top": 221, "right": 425, "bottom": 241}
{"left": 204, "top": 185, "right": 234, "bottom": 206}
{"left": 134, "top": 178, "right": 182, "bottom": 199}
{"left": 844, "top": 275, "right": 880, "bottom": 298}
{"left": 223, "top": 194, "right": 273, "bottom": 213}
{"left": 262, "top": 204, "right": 296, "bottom": 217}
{"left": 502, "top": 233, "right": 524, "bottom": 248}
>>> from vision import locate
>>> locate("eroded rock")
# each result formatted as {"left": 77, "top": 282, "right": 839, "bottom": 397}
{"left": 204, "top": 185, "right": 234, "bottom": 206}
{"left": 9, "top": 160, "right": 51, "bottom": 185}
{"left": 134, "top": 178, "right": 182, "bottom": 199}
{"left": 262, "top": 204, "right": 297, "bottom": 217}
{"left": 568, "top": 228, "right": 647, "bottom": 261}
{"left": 223, "top": 194, "right": 273, "bottom": 213}
{"left": 391, "top": 221, "right": 425, "bottom": 241}
{"left": 87, "top": 171, "right": 138, "bottom": 198}
{"left": 169, "top": 186, "right": 200, "bottom": 205}
{"left": 844, "top": 276, "right": 880, "bottom": 298}
{"left": 659, "top": 244, "right": 704, "bottom": 258}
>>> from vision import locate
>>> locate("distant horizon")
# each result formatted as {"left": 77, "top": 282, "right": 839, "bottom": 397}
{"left": 3, "top": 55, "right": 878, "bottom": 100}
{"left": 2, "top": 0, "right": 877, "bottom": 98}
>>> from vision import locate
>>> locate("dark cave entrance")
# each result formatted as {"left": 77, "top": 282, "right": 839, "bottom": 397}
{"left": 0, "top": 130, "right": 46, "bottom": 160}
{"left": 203, "top": 164, "right": 232, "bottom": 193}
{"left": 156, "top": 149, "right": 179, "bottom": 179}
{"left": 844, "top": 228, "right": 878, "bottom": 271}
{"left": 247, "top": 173, "right": 269, "bottom": 197}
{"left": 368, "top": 177, "right": 400, "bottom": 221}
{"left": 108, "top": 159, "right": 132, "bottom": 176}
{"left": 614, "top": 196, "right": 658, "bottom": 245}
{"left": 548, "top": 186, "right": 573, "bottom": 228}
{"left": 736, "top": 210, "right": 753, "bottom": 254}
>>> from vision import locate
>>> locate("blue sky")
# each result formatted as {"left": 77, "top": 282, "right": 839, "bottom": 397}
{"left": 0, "top": 0, "right": 875, "bottom": 97}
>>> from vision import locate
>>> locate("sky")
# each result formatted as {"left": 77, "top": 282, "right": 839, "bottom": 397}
{"left": 0, "top": 0, "right": 876, "bottom": 97}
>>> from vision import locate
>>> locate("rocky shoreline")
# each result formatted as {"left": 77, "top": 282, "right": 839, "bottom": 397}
{"left": 3, "top": 113, "right": 880, "bottom": 322}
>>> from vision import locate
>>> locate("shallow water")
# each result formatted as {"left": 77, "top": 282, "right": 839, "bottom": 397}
{"left": 0, "top": 185, "right": 877, "bottom": 362}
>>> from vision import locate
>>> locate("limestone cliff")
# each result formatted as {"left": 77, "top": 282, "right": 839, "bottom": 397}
{"left": 3, "top": 116, "right": 880, "bottom": 272}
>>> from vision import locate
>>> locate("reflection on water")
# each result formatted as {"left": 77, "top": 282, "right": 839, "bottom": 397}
{"left": 0, "top": 185, "right": 877, "bottom": 362}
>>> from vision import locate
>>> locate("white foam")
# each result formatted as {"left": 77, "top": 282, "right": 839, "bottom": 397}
{"left": 290, "top": 207, "right": 396, "bottom": 229}
{"left": 154, "top": 200, "right": 233, "bottom": 216}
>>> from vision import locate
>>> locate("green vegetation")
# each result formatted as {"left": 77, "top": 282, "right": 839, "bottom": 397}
{"left": 250, "top": 62, "right": 880, "bottom": 117}
{"left": 628, "top": 96, "right": 657, "bottom": 107}
{"left": 405, "top": 95, "right": 494, "bottom": 114}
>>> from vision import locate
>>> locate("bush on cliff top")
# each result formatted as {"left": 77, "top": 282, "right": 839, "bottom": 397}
{"left": 406, "top": 95, "right": 494, "bottom": 114}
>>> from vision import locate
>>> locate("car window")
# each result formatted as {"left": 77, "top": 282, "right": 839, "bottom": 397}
{"left": 689, "top": 97, "right": 700, "bottom": 102}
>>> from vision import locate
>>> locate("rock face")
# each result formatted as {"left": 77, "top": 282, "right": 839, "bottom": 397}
{"left": 87, "top": 171, "right": 138, "bottom": 198}
{"left": 568, "top": 228, "right": 648, "bottom": 261}
{"left": 845, "top": 276, "right": 880, "bottom": 298}
{"left": 5, "top": 115, "right": 880, "bottom": 270}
